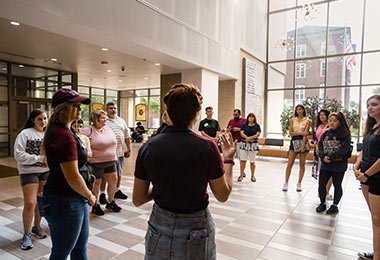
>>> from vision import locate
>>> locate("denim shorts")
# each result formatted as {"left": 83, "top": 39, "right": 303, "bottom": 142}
{"left": 145, "top": 204, "right": 216, "bottom": 260}
{"left": 19, "top": 171, "right": 49, "bottom": 186}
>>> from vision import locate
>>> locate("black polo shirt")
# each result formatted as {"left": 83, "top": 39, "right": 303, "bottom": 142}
{"left": 135, "top": 125, "right": 224, "bottom": 213}
{"left": 198, "top": 118, "right": 220, "bottom": 138}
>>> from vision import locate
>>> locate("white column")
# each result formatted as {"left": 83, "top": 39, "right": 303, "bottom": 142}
{"left": 181, "top": 68, "right": 219, "bottom": 132}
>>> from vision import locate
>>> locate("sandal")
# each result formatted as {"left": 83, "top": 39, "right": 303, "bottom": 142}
{"left": 251, "top": 176, "right": 256, "bottom": 182}
{"left": 237, "top": 176, "right": 243, "bottom": 182}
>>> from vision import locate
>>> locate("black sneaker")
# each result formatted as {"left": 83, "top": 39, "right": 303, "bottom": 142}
{"left": 92, "top": 204, "right": 104, "bottom": 216}
{"left": 358, "top": 251, "right": 374, "bottom": 259}
{"left": 326, "top": 205, "right": 339, "bottom": 215}
{"left": 316, "top": 203, "right": 327, "bottom": 213}
{"left": 114, "top": 190, "right": 128, "bottom": 200}
{"left": 106, "top": 200, "right": 122, "bottom": 212}
{"left": 99, "top": 193, "right": 107, "bottom": 205}
{"left": 243, "top": 172, "right": 246, "bottom": 178}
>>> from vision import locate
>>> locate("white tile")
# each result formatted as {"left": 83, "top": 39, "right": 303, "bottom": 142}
{"left": 114, "top": 224, "right": 146, "bottom": 237}
{"left": 89, "top": 226, "right": 103, "bottom": 236}
{"left": 278, "top": 229, "right": 332, "bottom": 244}
{"left": 216, "top": 233, "right": 264, "bottom": 251}
{"left": 216, "top": 253, "right": 238, "bottom": 260}
{"left": 285, "top": 219, "right": 335, "bottom": 231}
{"left": 210, "top": 202, "right": 247, "bottom": 213}
{"left": 0, "top": 202, "right": 16, "bottom": 211}
{"left": 121, "top": 205, "right": 148, "bottom": 214}
{"left": 268, "top": 242, "right": 327, "bottom": 260}
{"left": 137, "top": 214, "right": 150, "bottom": 221}
{"left": 37, "top": 236, "right": 52, "bottom": 248}
{"left": 0, "top": 215, "right": 13, "bottom": 226}
{"left": 0, "top": 226, "right": 22, "bottom": 241}
{"left": 211, "top": 213, "right": 235, "bottom": 222}
{"left": 88, "top": 235, "right": 128, "bottom": 254}
{"left": 334, "top": 232, "right": 372, "bottom": 244}
{"left": 102, "top": 214, "right": 127, "bottom": 224}
{"left": 329, "top": 245, "right": 360, "bottom": 257}
{"left": 0, "top": 249, "right": 20, "bottom": 260}
{"left": 228, "top": 222, "right": 275, "bottom": 236}
{"left": 130, "top": 243, "right": 145, "bottom": 254}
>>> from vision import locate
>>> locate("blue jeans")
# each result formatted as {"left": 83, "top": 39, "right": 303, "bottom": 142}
{"left": 145, "top": 204, "right": 216, "bottom": 260}
{"left": 43, "top": 191, "right": 89, "bottom": 260}
{"left": 117, "top": 156, "right": 124, "bottom": 177}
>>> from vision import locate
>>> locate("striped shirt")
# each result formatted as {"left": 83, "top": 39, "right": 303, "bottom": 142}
{"left": 106, "top": 116, "right": 131, "bottom": 157}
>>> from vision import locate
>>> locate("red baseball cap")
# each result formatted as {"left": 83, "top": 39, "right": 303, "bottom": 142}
{"left": 52, "top": 88, "right": 90, "bottom": 108}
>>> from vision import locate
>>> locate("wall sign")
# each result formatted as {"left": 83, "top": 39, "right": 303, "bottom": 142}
{"left": 135, "top": 103, "right": 147, "bottom": 121}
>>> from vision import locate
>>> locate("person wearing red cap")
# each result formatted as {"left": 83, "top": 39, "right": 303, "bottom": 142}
{"left": 41, "top": 88, "right": 96, "bottom": 259}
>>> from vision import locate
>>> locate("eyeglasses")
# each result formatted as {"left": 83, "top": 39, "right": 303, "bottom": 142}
{"left": 72, "top": 103, "right": 81, "bottom": 109}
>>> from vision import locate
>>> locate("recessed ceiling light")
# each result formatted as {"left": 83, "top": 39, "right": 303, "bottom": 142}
{"left": 107, "top": 69, "right": 112, "bottom": 72}
{"left": 155, "top": 63, "right": 160, "bottom": 66}
{"left": 18, "top": 65, "right": 24, "bottom": 68}
{"left": 1, "top": 68, "right": 6, "bottom": 71}
{"left": 51, "top": 58, "right": 57, "bottom": 62}
{"left": 10, "top": 21, "right": 20, "bottom": 26}
{"left": 95, "top": 82, "right": 99, "bottom": 85}
{"left": 102, "top": 48, "right": 108, "bottom": 51}
{"left": 118, "top": 80, "right": 122, "bottom": 82}
{"left": 144, "top": 77, "right": 149, "bottom": 80}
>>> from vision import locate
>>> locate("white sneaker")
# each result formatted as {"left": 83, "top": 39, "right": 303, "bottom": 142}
{"left": 282, "top": 183, "right": 288, "bottom": 192}
{"left": 296, "top": 183, "right": 302, "bottom": 192}
{"left": 326, "top": 194, "right": 333, "bottom": 201}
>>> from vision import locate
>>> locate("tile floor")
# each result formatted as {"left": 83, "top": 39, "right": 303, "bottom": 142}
{"left": 0, "top": 143, "right": 372, "bottom": 259}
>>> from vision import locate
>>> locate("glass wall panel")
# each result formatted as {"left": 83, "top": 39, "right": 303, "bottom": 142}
{"left": 92, "top": 88, "right": 104, "bottom": 96}
{"left": 360, "top": 85, "right": 380, "bottom": 137}
{"left": 328, "top": 0, "right": 363, "bottom": 56}
{"left": 0, "top": 62, "right": 7, "bottom": 74}
{"left": 326, "top": 54, "right": 360, "bottom": 86}
{"left": 362, "top": 53, "right": 380, "bottom": 85}
{"left": 62, "top": 74, "right": 72, "bottom": 83}
{"left": 267, "top": 90, "right": 293, "bottom": 136}
{"left": 0, "top": 86, "right": 7, "bottom": 102}
{"left": 269, "top": 9, "right": 296, "bottom": 61}
{"left": 150, "top": 88, "right": 160, "bottom": 96}
{"left": 268, "top": 62, "right": 294, "bottom": 89}
{"left": 78, "top": 86, "right": 90, "bottom": 94}
{"left": 295, "top": 58, "right": 325, "bottom": 88}
{"left": 364, "top": 0, "right": 380, "bottom": 51}
{"left": 295, "top": 3, "right": 328, "bottom": 59}
{"left": 0, "top": 75, "right": 7, "bottom": 85}
{"left": 106, "top": 90, "right": 118, "bottom": 97}
{"left": 149, "top": 96, "right": 161, "bottom": 129}
{"left": 270, "top": 0, "right": 296, "bottom": 12}
{"left": 136, "top": 90, "right": 149, "bottom": 97}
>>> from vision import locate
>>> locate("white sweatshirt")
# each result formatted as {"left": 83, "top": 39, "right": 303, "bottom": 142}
{"left": 14, "top": 128, "right": 47, "bottom": 174}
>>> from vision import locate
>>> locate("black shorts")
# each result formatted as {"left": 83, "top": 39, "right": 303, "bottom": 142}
{"left": 369, "top": 172, "right": 380, "bottom": 196}
{"left": 90, "top": 161, "right": 117, "bottom": 179}
{"left": 20, "top": 171, "right": 49, "bottom": 186}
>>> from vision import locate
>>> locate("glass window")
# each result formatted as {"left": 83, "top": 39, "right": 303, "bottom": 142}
{"left": 320, "top": 41, "right": 326, "bottom": 55}
{"left": 319, "top": 84, "right": 325, "bottom": 99}
{"left": 47, "top": 87, "right": 59, "bottom": 99}
{"left": 295, "top": 63, "right": 306, "bottom": 78}
{"left": 106, "top": 89, "right": 118, "bottom": 97}
{"left": 136, "top": 90, "right": 149, "bottom": 97}
{"left": 0, "top": 75, "right": 7, "bottom": 86}
{"left": 326, "top": 54, "right": 361, "bottom": 86}
{"left": 267, "top": 90, "right": 293, "bottom": 137}
{"left": 62, "top": 73, "right": 72, "bottom": 83}
{"left": 320, "top": 60, "right": 326, "bottom": 77}
{"left": 78, "top": 86, "right": 90, "bottom": 94}
{"left": 269, "top": 9, "right": 296, "bottom": 61}
{"left": 150, "top": 88, "right": 160, "bottom": 96}
{"left": 364, "top": 0, "right": 379, "bottom": 51}
{"left": 106, "top": 97, "right": 117, "bottom": 105}
{"left": 270, "top": 0, "right": 296, "bottom": 12}
{"left": 328, "top": 0, "right": 363, "bottom": 55}
{"left": 92, "top": 88, "right": 104, "bottom": 96}
{"left": 362, "top": 52, "right": 380, "bottom": 85}
{"left": 149, "top": 96, "right": 161, "bottom": 128}
{"left": 296, "top": 45, "right": 306, "bottom": 57}
{"left": 268, "top": 62, "right": 294, "bottom": 89}
{"left": 361, "top": 85, "right": 380, "bottom": 136}
{"left": 295, "top": 85, "right": 305, "bottom": 104}
{"left": 120, "top": 90, "right": 134, "bottom": 97}
{"left": 295, "top": 3, "right": 328, "bottom": 59}
{"left": 0, "top": 62, "right": 7, "bottom": 74}
{"left": 0, "top": 86, "right": 7, "bottom": 102}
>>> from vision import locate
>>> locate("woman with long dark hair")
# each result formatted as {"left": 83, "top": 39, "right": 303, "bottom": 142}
{"left": 316, "top": 112, "right": 351, "bottom": 214}
{"left": 42, "top": 88, "right": 96, "bottom": 259}
{"left": 283, "top": 104, "right": 311, "bottom": 192}
{"left": 133, "top": 83, "right": 236, "bottom": 259}
{"left": 14, "top": 109, "right": 49, "bottom": 250}
{"left": 355, "top": 95, "right": 380, "bottom": 260}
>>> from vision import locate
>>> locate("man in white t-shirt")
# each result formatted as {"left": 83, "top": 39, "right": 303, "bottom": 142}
{"left": 99, "top": 102, "right": 131, "bottom": 203}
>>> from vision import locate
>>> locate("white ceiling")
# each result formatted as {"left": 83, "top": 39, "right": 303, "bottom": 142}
{"left": 0, "top": 17, "right": 184, "bottom": 90}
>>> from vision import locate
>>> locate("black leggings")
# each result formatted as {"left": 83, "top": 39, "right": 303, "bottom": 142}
{"left": 318, "top": 169, "right": 345, "bottom": 205}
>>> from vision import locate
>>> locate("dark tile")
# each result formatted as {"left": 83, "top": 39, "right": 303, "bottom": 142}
{"left": 86, "top": 243, "right": 118, "bottom": 260}
{"left": 281, "top": 221, "right": 333, "bottom": 240}
{"left": 219, "top": 226, "right": 272, "bottom": 245}
{"left": 216, "top": 239, "right": 261, "bottom": 260}
{"left": 260, "top": 246, "right": 315, "bottom": 260}
{"left": 1, "top": 239, "right": 50, "bottom": 260}
{"left": 113, "top": 249, "right": 144, "bottom": 260}
{"left": 2, "top": 197, "right": 24, "bottom": 207}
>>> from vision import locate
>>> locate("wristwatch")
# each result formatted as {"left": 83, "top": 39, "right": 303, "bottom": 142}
{"left": 364, "top": 172, "right": 369, "bottom": 178}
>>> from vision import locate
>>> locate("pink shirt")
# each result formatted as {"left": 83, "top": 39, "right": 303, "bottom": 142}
{"left": 82, "top": 126, "right": 117, "bottom": 163}
{"left": 316, "top": 124, "right": 329, "bottom": 142}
